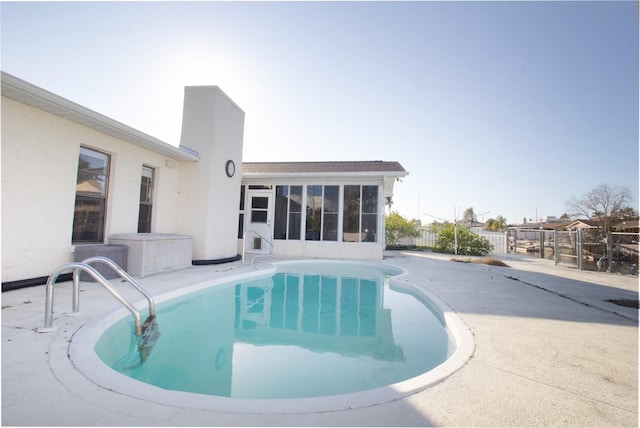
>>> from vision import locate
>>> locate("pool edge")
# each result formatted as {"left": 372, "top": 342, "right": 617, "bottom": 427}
{"left": 66, "top": 259, "right": 476, "bottom": 415}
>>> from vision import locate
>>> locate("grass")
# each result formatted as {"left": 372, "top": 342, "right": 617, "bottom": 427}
{"left": 450, "top": 257, "right": 510, "bottom": 267}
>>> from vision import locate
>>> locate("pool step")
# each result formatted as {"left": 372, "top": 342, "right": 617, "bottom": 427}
{"left": 138, "top": 315, "right": 161, "bottom": 362}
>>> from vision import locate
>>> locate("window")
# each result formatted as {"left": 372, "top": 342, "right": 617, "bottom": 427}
{"left": 305, "top": 185, "right": 339, "bottom": 241}
{"left": 322, "top": 186, "right": 339, "bottom": 241}
{"left": 72, "top": 147, "right": 110, "bottom": 243}
{"left": 238, "top": 185, "right": 245, "bottom": 238}
{"left": 306, "top": 185, "right": 322, "bottom": 241}
{"left": 288, "top": 186, "right": 302, "bottom": 240}
{"left": 274, "top": 185, "right": 302, "bottom": 240}
{"left": 251, "top": 196, "right": 269, "bottom": 223}
{"left": 342, "top": 185, "right": 379, "bottom": 243}
{"left": 245, "top": 183, "right": 379, "bottom": 244}
{"left": 137, "top": 166, "right": 154, "bottom": 233}
{"left": 343, "top": 185, "right": 360, "bottom": 242}
{"left": 361, "top": 185, "right": 378, "bottom": 242}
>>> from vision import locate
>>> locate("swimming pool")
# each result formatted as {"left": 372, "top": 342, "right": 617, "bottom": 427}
{"left": 70, "top": 260, "right": 475, "bottom": 413}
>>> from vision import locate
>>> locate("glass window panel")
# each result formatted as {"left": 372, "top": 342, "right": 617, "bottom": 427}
{"left": 288, "top": 186, "right": 302, "bottom": 240}
{"left": 139, "top": 177, "right": 151, "bottom": 203}
{"left": 72, "top": 196, "right": 106, "bottom": 243}
{"left": 73, "top": 147, "right": 109, "bottom": 244}
{"left": 362, "top": 213, "right": 377, "bottom": 242}
{"left": 323, "top": 213, "right": 338, "bottom": 241}
{"left": 138, "top": 166, "right": 154, "bottom": 233}
{"left": 289, "top": 213, "right": 301, "bottom": 240}
{"left": 141, "top": 165, "right": 154, "bottom": 178}
{"left": 306, "top": 185, "right": 322, "bottom": 241}
{"left": 138, "top": 204, "right": 152, "bottom": 233}
{"left": 290, "top": 186, "right": 302, "bottom": 213}
{"left": 76, "top": 149, "right": 109, "bottom": 197}
{"left": 237, "top": 213, "right": 244, "bottom": 239}
{"left": 323, "top": 185, "right": 339, "bottom": 213}
{"left": 342, "top": 185, "right": 360, "bottom": 242}
{"left": 362, "top": 185, "right": 378, "bottom": 213}
{"left": 239, "top": 185, "right": 245, "bottom": 210}
{"left": 274, "top": 186, "right": 288, "bottom": 240}
{"left": 252, "top": 197, "right": 269, "bottom": 209}
{"left": 251, "top": 210, "right": 268, "bottom": 223}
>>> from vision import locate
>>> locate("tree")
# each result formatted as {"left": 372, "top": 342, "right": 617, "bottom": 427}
{"left": 566, "top": 184, "right": 634, "bottom": 231}
{"left": 612, "top": 206, "right": 638, "bottom": 221}
{"left": 484, "top": 215, "right": 507, "bottom": 232}
{"left": 385, "top": 195, "right": 393, "bottom": 215}
{"left": 462, "top": 207, "right": 476, "bottom": 225}
{"left": 429, "top": 223, "right": 493, "bottom": 256}
{"left": 385, "top": 212, "right": 421, "bottom": 247}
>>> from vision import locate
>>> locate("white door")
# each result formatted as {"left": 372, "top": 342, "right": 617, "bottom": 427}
{"left": 246, "top": 191, "right": 273, "bottom": 253}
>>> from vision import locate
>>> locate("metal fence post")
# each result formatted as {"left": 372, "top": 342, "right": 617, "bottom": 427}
{"left": 606, "top": 231, "right": 613, "bottom": 273}
{"left": 554, "top": 229, "right": 559, "bottom": 266}
{"left": 576, "top": 229, "right": 583, "bottom": 270}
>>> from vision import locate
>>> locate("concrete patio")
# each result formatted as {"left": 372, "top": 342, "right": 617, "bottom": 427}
{"left": 2, "top": 251, "right": 637, "bottom": 426}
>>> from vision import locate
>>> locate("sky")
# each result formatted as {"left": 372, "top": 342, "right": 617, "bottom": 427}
{"left": 2, "top": 1, "right": 638, "bottom": 225}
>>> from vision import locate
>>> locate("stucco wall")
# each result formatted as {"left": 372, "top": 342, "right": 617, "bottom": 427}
{"left": 265, "top": 241, "right": 384, "bottom": 260}
{"left": 1, "top": 96, "right": 184, "bottom": 282}
{"left": 178, "top": 86, "right": 244, "bottom": 261}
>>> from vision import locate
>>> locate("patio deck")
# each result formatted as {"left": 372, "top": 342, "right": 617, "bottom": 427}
{"left": 2, "top": 251, "right": 637, "bottom": 426}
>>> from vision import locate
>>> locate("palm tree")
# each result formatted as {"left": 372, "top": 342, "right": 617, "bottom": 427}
{"left": 385, "top": 195, "right": 393, "bottom": 216}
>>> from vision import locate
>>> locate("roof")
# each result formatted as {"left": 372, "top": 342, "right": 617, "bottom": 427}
{"left": 611, "top": 219, "right": 640, "bottom": 230}
{"left": 242, "top": 161, "right": 408, "bottom": 196}
{"left": 566, "top": 219, "right": 606, "bottom": 229}
{"left": 242, "top": 161, "right": 407, "bottom": 175}
{"left": 1, "top": 71, "right": 199, "bottom": 162}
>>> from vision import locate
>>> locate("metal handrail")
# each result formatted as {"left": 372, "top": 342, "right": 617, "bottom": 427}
{"left": 242, "top": 228, "right": 275, "bottom": 265}
{"left": 40, "top": 261, "right": 150, "bottom": 336}
{"left": 73, "top": 256, "right": 155, "bottom": 318}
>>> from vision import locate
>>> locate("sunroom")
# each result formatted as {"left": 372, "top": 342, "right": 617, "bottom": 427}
{"left": 239, "top": 161, "right": 408, "bottom": 260}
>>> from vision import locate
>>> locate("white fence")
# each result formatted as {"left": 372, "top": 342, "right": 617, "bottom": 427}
{"left": 399, "top": 229, "right": 508, "bottom": 255}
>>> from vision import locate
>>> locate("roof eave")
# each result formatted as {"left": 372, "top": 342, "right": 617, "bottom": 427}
{"left": 1, "top": 71, "right": 199, "bottom": 162}
{"left": 242, "top": 170, "right": 408, "bottom": 179}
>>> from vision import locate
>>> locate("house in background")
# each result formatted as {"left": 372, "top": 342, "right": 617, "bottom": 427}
{"left": 1, "top": 71, "right": 407, "bottom": 289}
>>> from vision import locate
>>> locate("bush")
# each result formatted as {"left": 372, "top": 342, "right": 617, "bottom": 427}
{"left": 385, "top": 212, "right": 421, "bottom": 247}
{"left": 430, "top": 223, "right": 493, "bottom": 256}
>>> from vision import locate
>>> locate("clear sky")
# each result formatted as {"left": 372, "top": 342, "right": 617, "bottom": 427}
{"left": 2, "top": 1, "right": 638, "bottom": 225}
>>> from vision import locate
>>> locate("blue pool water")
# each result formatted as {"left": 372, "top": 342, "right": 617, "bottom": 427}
{"left": 95, "top": 263, "right": 454, "bottom": 399}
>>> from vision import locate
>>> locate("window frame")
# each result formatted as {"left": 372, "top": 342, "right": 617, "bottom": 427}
{"left": 137, "top": 165, "right": 154, "bottom": 233}
{"left": 72, "top": 146, "right": 111, "bottom": 244}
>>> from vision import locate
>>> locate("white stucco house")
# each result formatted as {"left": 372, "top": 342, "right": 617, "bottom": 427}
{"left": 1, "top": 71, "right": 407, "bottom": 290}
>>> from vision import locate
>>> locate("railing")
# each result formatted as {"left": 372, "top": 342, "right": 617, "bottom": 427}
{"left": 242, "top": 229, "right": 275, "bottom": 265}
{"left": 39, "top": 257, "right": 156, "bottom": 336}
{"left": 72, "top": 256, "right": 155, "bottom": 319}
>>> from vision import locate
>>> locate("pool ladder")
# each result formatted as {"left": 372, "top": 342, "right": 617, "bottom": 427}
{"left": 38, "top": 256, "right": 160, "bottom": 360}
{"left": 242, "top": 228, "right": 275, "bottom": 265}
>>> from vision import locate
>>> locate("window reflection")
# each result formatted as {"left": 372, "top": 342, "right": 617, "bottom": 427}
{"left": 73, "top": 147, "right": 110, "bottom": 243}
